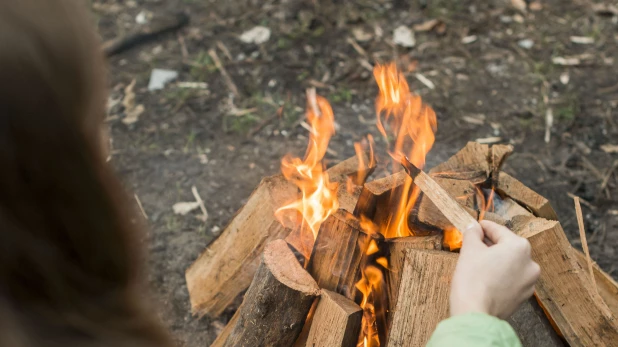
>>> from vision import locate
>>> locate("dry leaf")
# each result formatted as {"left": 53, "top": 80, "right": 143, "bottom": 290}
{"left": 239, "top": 26, "right": 271, "bottom": 44}
{"left": 173, "top": 201, "right": 201, "bottom": 215}
{"left": 510, "top": 0, "right": 527, "bottom": 13}
{"left": 601, "top": 144, "right": 618, "bottom": 153}
{"left": 122, "top": 79, "right": 146, "bottom": 125}
{"left": 413, "top": 19, "right": 440, "bottom": 32}
{"left": 352, "top": 27, "right": 373, "bottom": 42}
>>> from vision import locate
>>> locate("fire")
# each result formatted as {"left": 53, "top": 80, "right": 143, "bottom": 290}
{"left": 444, "top": 226, "right": 463, "bottom": 251}
{"left": 444, "top": 187, "right": 496, "bottom": 250}
{"left": 275, "top": 89, "right": 339, "bottom": 241}
{"left": 373, "top": 63, "right": 437, "bottom": 238}
{"left": 356, "top": 265, "right": 383, "bottom": 347}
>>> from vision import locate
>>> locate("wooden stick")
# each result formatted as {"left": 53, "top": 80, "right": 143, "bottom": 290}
{"left": 574, "top": 196, "right": 597, "bottom": 295}
{"left": 222, "top": 240, "right": 320, "bottom": 347}
{"left": 191, "top": 185, "right": 208, "bottom": 222}
{"left": 387, "top": 249, "right": 458, "bottom": 347}
{"left": 416, "top": 177, "right": 477, "bottom": 230}
{"left": 208, "top": 48, "right": 240, "bottom": 98}
{"left": 305, "top": 290, "right": 363, "bottom": 347}
{"left": 512, "top": 218, "right": 618, "bottom": 346}
{"left": 134, "top": 194, "right": 148, "bottom": 220}
{"left": 401, "top": 157, "right": 478, "bottom": 234}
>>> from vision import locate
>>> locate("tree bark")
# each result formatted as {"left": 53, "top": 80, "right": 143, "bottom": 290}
{"left": 222, "top": 240, "right": 320, "bottom": 347}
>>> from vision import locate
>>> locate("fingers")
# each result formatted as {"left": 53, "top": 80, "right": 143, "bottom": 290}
{"left": 480, "top": 220, "right": 517, "bottom": 244}
{"left": 461, "top": 222, "right": 486, "bottom": 252}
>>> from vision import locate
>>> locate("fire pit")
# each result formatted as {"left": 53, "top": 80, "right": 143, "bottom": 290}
{"left": 186, "top": 63, "right": 618, "bottom": 347}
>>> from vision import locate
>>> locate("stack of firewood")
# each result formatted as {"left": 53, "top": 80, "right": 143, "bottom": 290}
{"left": 186, "top": 142, "right": 618, "bottom": 347}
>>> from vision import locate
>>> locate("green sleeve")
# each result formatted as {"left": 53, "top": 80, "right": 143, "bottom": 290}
{"left": 426, "top": 313, "right": 522, "bottom": 347}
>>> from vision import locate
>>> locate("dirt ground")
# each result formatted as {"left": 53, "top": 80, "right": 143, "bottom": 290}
{"left": 93, "top": 0, "right": 618, "bottom": 345}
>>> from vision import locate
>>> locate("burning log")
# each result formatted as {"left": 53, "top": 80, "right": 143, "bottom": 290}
{"left": 386, "top": 249, "right": 458, "bottom": 347}
{"left": 305, "top": 290, "right": 363, "bottom": 347}
{"left": 353, "top": 171, "right": 407, "bottom": 220}
{"left": 306, "top": 210, "right": 381, "bottom": 299}
{"left": 512, "top": 217, "right": 618, "bottom": 346}
{"left": 186, "top": 156, "right": 372, "bottom": 318}
{"left": 220, "top": 239, "right": 320, "bottom": 347}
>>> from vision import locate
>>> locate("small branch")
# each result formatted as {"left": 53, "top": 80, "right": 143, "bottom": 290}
{"left": 191, "top": 185, "right": 209, "bottom": 222}
{"left": 134, "top": 194, "right": 148, "bottom": 220}
{"left": 208, "top": 49, "right": 240, "bottom": 98}
{"left": 573, "top": 196, "right": 598, "bottom": 295}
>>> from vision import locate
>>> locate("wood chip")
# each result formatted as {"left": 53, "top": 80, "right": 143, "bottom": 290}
{"left": 600, "top": 144, "right": 618, "bottom": 153}
{"left": 570, "top": 36, "right": 595, "bottom": 44}
{"left": 415, "top": 73, "right": 435, "bottom": 89}
{"left": 475, "top": 136, "right": 502, "bottom": 144}
{"left": 413, "top": 19, "right": 440, "bottom": 32}
{"left": 462, "top": 115, "right": 485, "bottom": 125}
{"left": 461, "top": 35, "right": 477, "bottom": 44}
{"left": 173, "top": 201, "right": 201, "bottom": 215}
{"left": 134, "top": 194, "right": 148, "bottom": 219}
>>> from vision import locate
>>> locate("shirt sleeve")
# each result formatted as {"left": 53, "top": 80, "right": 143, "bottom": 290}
{"left": 426, "top": 313, "right": 522, "bottom": 347}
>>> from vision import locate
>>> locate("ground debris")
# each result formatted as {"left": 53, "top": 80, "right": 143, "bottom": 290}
{"left": 393, "top": 25, "right": 415, "bottom": 47}
{"left": 122, "top": 80, "right": 145, "bottom": 125}
{"left": 148, "top": 69, "right": 178, "bottom": 91}
{"left": 239, "top": 26, "right": 271, "bottom": 44}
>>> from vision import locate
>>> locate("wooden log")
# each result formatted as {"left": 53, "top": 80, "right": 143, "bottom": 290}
{"left": 401, "top": 157, "right": 478, "bottom": 234}
{"left": 385, "top": 235, "right": 443, "bottom": 322}
{"left": 306, "top": 210, "right": 378, "bottom": 299}
{"left": 494, "top": 196, "right": 532, "bottom": 220}
{"left": 496, "top": 172, "right": 558, "bottom": 220}
{"left": 489, "top": 144, "right": 514, "bottom": 187}
{"left": 353, "top": 171, "right": 407, "bottom": 219}
{"left": 429, "top": 141, "right": 490, "bottom": 178}
{"left": 387, "top": 245, "right": 567, "bottom": 347}
{"left": 186, "top": 175, "right": 297, "bottom": 317}
{"left": 573, "top": 249, "right": 618, "bottom": 317}
{"left": 387, "top": 249, "right": 458, "bottom": 347}
{"left": 187, "top": 156, "right": 371, "bottom": 317}
{"left": 327, "top": 151, "right": 376, "bottom": 186}
{"left": 222, "top": 240, "right": 320, "bottom": 347}
{"left": 512, "top": 217, "right": 618, "bottom": 346}
{"left": 416, "top": 177, "right": 477, "bottom": 230}
{"left": 305, "top": 290, "right": 363, "bottom": 347}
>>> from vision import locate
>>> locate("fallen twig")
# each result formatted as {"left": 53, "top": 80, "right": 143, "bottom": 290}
{"left": 134, "top": 194, "right": 148, "bottom": 220}
{"left": 191, "top": 185, "right": 208, "bottom": 222}
{"left": 573, "top": 196, "right": 598, "bottom": 295}
{"left": 248, "top": 106, "right": 283, "bottom": 138}
{"left": 208, "top": 49, "right": 240, "bottom": 98}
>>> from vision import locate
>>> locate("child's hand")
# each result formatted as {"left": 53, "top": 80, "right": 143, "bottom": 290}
{"left": 449, "top": 220, "right": 541, "bottom": 319}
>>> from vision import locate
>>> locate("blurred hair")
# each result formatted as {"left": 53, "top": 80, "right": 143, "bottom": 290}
{"left": 0, "top": 1, "right": 171, "bottom": 346}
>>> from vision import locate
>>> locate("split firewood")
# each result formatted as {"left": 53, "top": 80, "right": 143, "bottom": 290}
{"left": 186, "top": 175, "right": 296, "bottom": 317}
{"left": 306, "top": 210, "right": 381, "bottom": 299}
{"left": 573, "top": 249, "right": 618, "bottom": 317}
{"left": 387, "top": 249, "right": 458, "bottom": 347}
{"left": 512, "top": 217, "right": 618, "bottom": 346}
{"left": 353, "top": 171, "right": 408, "bottom": 220}
{"left": 496, "top": 173, "right": 558, "bottom": 220}
{"left": 429, "top": 141, "right": 490, "bottom": 179}
{"left": 416, "top": 177, "right": 477, "bottom": 230}
{"left": 401, "top": 157, "right": 478, "bottom": 234}
{"left": 221, "top": 240, "right": 320, "bottom": 347}
{"left": 387, "top": 243, "right": 567, "bottom": 347}
{"left": 494, "top": 196, "right": 532, "bottom": 220}
{"left": 385, "top": 235, "right": 443, "bottom": 320}
{"left": 326, "top": 151, "right": 376, "bottom": 186}
{"left": 187, "top": 156, "right": 374, "bottom": 318}
{"left": 481, "top": 211, "right": 509, "bottom": 226}
{"left": 305, "top": 290, "right": 363, "bottom": 347}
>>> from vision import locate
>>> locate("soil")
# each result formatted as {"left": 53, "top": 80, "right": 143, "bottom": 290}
{"left": 94, "top": 0, "right": 618, "bottom": 345}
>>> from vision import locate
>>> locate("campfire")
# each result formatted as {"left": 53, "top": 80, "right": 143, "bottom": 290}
{"left": 186, "top": 63, "right": 618, "bottom": 347}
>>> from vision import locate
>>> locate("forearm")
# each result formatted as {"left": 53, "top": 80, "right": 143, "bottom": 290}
{"left": 427, "top": 313, "right": 522, "bottom": 347}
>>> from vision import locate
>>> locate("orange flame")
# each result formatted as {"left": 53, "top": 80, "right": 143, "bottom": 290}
{"left": 444, "top": 226, "right": 463, "bottom": 251}
{"left": 444, "top": 187, "right": 497, "bottom": 250}
{"left": 356, "top": 265, "right": 383, "bottom": 347}
{"left": 276, "top": 89, "right": 339, "bottom": 241}
{"left": 373, "top": 63, "right": 437, "bottom": 238}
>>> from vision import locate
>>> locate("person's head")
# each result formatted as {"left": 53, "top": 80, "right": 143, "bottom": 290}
{"left": 0, "top": 1, "right": 169, "bottom": 346}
